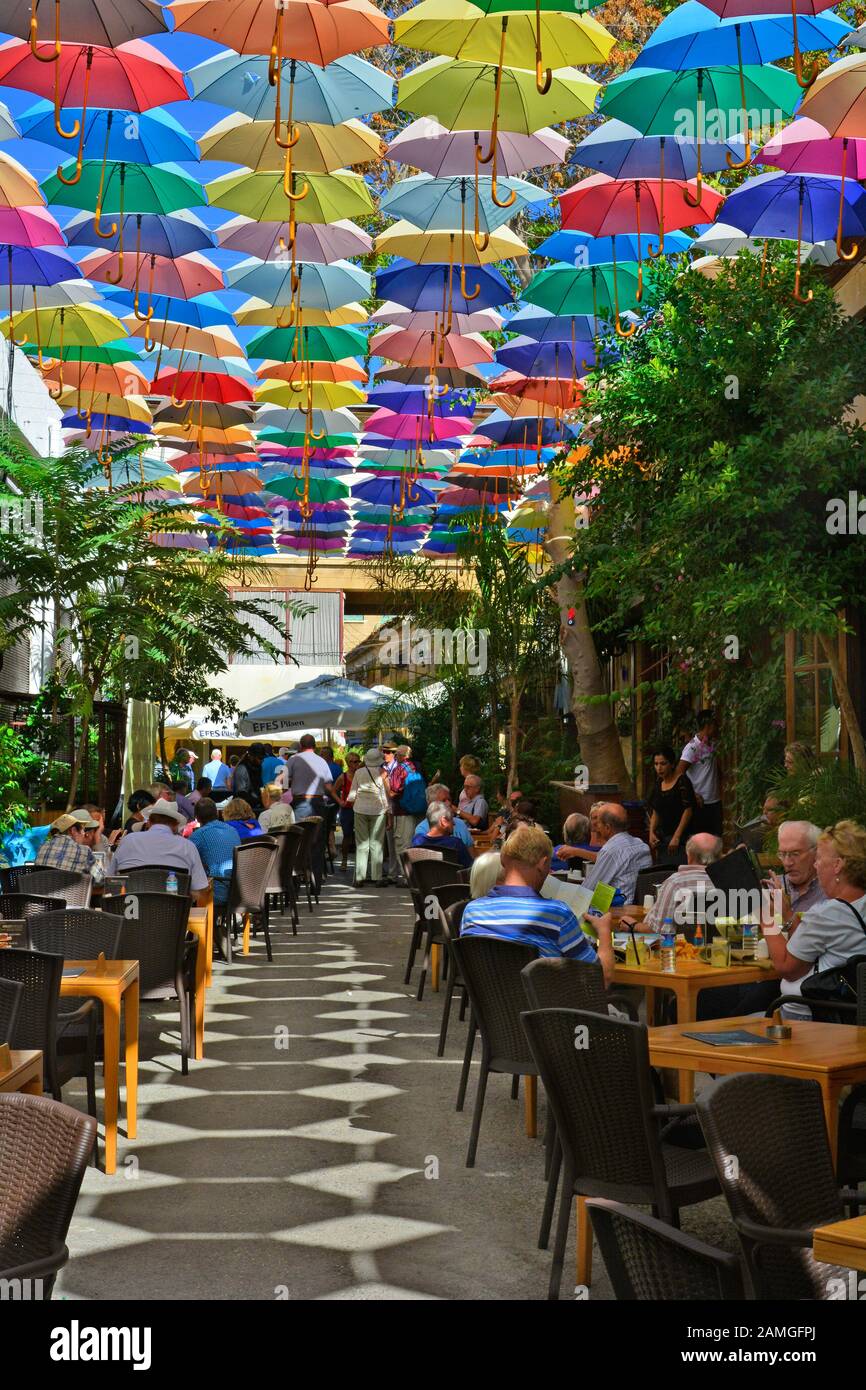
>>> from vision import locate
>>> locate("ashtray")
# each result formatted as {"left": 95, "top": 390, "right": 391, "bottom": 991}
{"left": 766, "top": 1021, "right": 792, "bottom": 1040}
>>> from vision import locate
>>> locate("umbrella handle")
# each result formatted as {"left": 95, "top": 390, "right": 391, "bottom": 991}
{"left": 460, "top": 264, "right": 480, "bottom": 301}
{"left": 791, "top": 0, "right": 819, "bottom": 89}
{"left": 30, "top": 0, "right": 61, "bottom": 60}
{"left": 478, "top": 21, "right": 508, "bottom": 164}
{"left": 683, "top": 77, "right": 704, "bottom": 208}
{"left": 836, "top": 141, "right": 859, "bottom": 261}
{"left": 725, "top": 27, "right": 752, "bottom": 169}
{"left": 793, "top": 186, "right": 814, "bottom": 304}
{"left": 534, "top": 1, "right": 551, "bottom": 94}
{"left": 682, "top": 171, "right": 703, "bottom": 209}
{"left": 269, "top": 6, "right": 284, "bottom": 86}
{"left": 134, "top": 253, "right": 156, "bottom": 323}
{"left": 55, "top": 45, "right": 93, "bottom": 182}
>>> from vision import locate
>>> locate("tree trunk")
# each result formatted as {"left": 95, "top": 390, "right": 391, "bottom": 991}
{"left": 158, "top": 703, "right": 169, "bottom": 782}
{"left": 449, "top": 686, "right": 459, "bottom": 760}
{"left": 545, "top": 484, "right": 635, "bottom": 795}
{"left": 66, "top": 712, "right": 89, "bottom": 810}
{"left": 817, "top": 628, "right": 866, "bottom": 771}
{"left": 506, "top": 679, "right": 521, "bottom": 794}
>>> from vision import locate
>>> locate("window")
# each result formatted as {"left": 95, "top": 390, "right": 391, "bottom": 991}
{"left": 289, "top": 590, "right": 342, "bottom": 665}
{"left": 230, "top": 590, "right": 289, "bottom": 664}
{"left": 785, "top": 630, "right": 845, "bottom": 758}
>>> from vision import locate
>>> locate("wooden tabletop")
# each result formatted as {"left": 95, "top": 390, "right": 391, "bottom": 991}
{"left": 813, "top": 1216, "right": 866, "bottom": 1273}
{"left": 59, "top": 959, "right": 139, "bottom": 992}
{"left": 0, "top": 1049, "right": 43, "bottom": 1095}
{"left": 614, "top": 957, "right": 777, "bottom": 989}
{"left": 649, "top": 1015, "right": 866, "bottom": 1077}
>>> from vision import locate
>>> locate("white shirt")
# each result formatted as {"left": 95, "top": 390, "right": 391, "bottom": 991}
{"left": 111, "top": 824, "right": 209, "bottom": 892}
{"left": 259, "top": 803, "right": 295, "bottom": 832}
{"left": 283, "top": 750, "right": 333, "bottom": 796}
{"left": 679, "top": 734, "right": 720, "bottom": 804}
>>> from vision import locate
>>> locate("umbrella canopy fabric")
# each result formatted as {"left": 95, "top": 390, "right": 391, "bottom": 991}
{"left": 385, "top": 118, "right": 569, "bottom": 176}
{"left": 43, "top": 161, "right": 206, "bottom": 214}
{"left": 396, "top": 0, "right": 615, "bottom": 65}
{"left": 376, "top": 259, "right": 511, "bottom": 313}
{"left": 398, "top": 56, "right": 599, "bottom": 132}
{"left": 171, "top": 0, "right": 390, "bottom": 62}
{"left": 247, "top": 323, "right": 367, "bottom": 361}
{"left": 756, "top": 118, "right": 866, "bottom": 177}
{"left": 371, "top": 326, "right": 495, "bottom": 367}
{"left": 80, "top": 250, "right": 223, "bottom": 299}
{"left": 239, "top": 674, "right": 390, "bottom": 735}
{"left": 0, "top": 206, "right": 65, "bottom": 247}
{"left": 62, "top": 209, "right": 215, "bottom": 256}
{"left": 0, "top": 39, "right": 189, "bottom": 112}
{"left": 380, "top": 173, "right": 548, "bottom": 233}
{"left": 375, "top": 221, "right": 528, "bottom": 262}
{"left": 215, "top": 216, "right": 371, "bottom": 262}
{"left": 206, "top": 169, "right": 374, "bottom": 222}
{"left": 8, "top": 1, "right": 170, "bottom": 46}
{"left": 19, "top": 103, "right": 197, "bottom": 163}
{"left": 188, "top": 51, "right": 394, "bottom": 123}
{"left": 634, "top": 1, "right": 850, "bottom": 68}
{"left": 721, "top": 169, "right": 866, "bottom": 242}
{"left": 799, "top": 54, "right": 866, "bottom": 139}
{"left": 535, "top": 228, "right": 692, "bottom": 263}
{"left": 559, "top": 172, "right": 725, "bottom": 235}
{"left": 574, "top": 119, "right": 745, "bottom": 179}
{"left": 199, "top": 115, "right": 382, "bottom": 173}
{"left": 227, "top": 258, "right": 371, "bottom": 308}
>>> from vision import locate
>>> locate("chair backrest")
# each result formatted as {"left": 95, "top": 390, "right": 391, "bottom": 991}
{"left": 587, "top": 1198, "right": 744, "bottom": 1301}
{"left": 120, "top": 867, "right": 192, "bottom": 895}
{"left": 521, "top": 1008, "right": 668, "bottom": 1208}
{"left": 0, "top": 894, "right": 66, "bottom": 922}
{"left": 0, "top": 948, "right": 62, "bottom": 1055}
{"left": 412, "top": 859, "right": 467, "bottom": 910}
{"left": 0, "top": 1092, "right": 97, "bottom": 1286}
{"left": 402, "top": 847, "right": 443, "bottom": 868}
{"left": 27, "top": 909, "right": 124, "bottom": 961}
{"left": 265, "top": 828, "right": 304, "bottom": 893}
{"left": 20, "top": 869, "right": 91, "bottom": 908}
{"left": 695, "top": 1073, "right": 843, "bottom": 1300}
{"left": 449, "top": 937, "right": 539, "bottom": 1072}
{"left": 294, "top": 818, "right": 323, "bottom": 875}
{"left": 228, "top": 838, "right": 279, "bottom": 915}
{"left": 521, "top": 956, "right": 610, "bottom": 1014}
{"left": 438, "top": 898, "right": 467, "bottom": 945}
{"left": 0, "top": 978, "right": 23, "bottom": 1046}
{"left": 857, "top": 960, "right": 866, "bottom": 1027}
{"left": 102, "top": 892, "right": 190, "bottom": 996}
{"left": 634, "top": 864, "right": 677, "bottom": 902}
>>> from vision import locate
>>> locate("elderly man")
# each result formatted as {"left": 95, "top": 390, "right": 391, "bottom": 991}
{"left": 111, "top": 800, "right": 210, "bottom": 905}
{"left": 583, "top": 803, "right": 652, "bottom": 905}
{"left": 552, "top": 812, "right": 599, "bottom": 869}
{"left": 457, "top": 773, "right": 489, "bottom": 830}
{"left": 415, "top": 784, "right": 473, "bottom": 846}
{"left": 641, "top": 833, "right": 723, "bottom": 930}
{"left": 461, "top": 823, "right": 614, "bottom": 982}
{"left": 35, "top": 808, "right": 99, "bottom": 874}
{"left": 411, "top": 803, "right": 472, "bottom": 868}
{"left": 768, "top": 820, "right": 826, "bottom": 923}
{"left": 190, "top": 798, "right": 241, "bottom": 907}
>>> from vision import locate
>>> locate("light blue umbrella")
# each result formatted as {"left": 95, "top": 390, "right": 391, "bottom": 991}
{"left": 18, "top": 103, "right": 198, "bottom": 164}
{"left": 226, "top": 258, "right": 371, "bottom": 309}
{"left": 256, "top": 406, "right": 360, "bottom": 435}
{"left": 140, "top": 350, "right": 256, "bottom": 380}
{"left": 62, "top": 209, "right": 215, "bottom": 257}
{"left": 634, "top": 1, "right": 851, "bottom": 70}
{"left": 380, "top": 173, "right": 548, "bottom": 234}
{"left": 534, "top": 229, "right": 693, "bottom": 263}
{"left": 99, "top": 286, "right": 238, "bottom": 329}
{"left": 573, "top": 119, "right": 746, "bottom": 180}
{"left": 187, "top": 52, "right": 394, "bottom": 123}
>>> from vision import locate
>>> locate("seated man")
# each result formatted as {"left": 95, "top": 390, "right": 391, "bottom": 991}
{"left": 415, "top": 783, "right": 473, "bottom": 846}
{"left": 111, "top": 800, "right": 210, "bottom": 905}
{"left": 411, "top": 803, "right": 473, "bottom": 869}
{"left": 457, "top": 773, "right": 489, "bottom": 831}
{"left": 551, "top": 812, "right": 600, "bottom": 871}
{"left": 35, "top": 809, "right": 99, "bottom": 874}
{"left": 583, "top": 803, "right": 652, "bottom": 905}
{"left": 461, "top": 824, "right": 614, "bottom": 983}
{"left": 190, "top": 798, "right": 241, "bottom": 908}
{"left": 641, "top": 832, "right": 723, "bottom": 931}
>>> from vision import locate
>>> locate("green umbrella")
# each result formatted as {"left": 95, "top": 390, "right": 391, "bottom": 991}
{"left": 259, "top": 430, "right": 358, "bottom": 449}
{"left": 205, "top": 170, "right": 374, "bottom": 223}
{"left": 24, "top": 342, "right": 142, "bottom": 366}
{"left": 266, "top": 476, "right": 351, "bottom": 502}
{"left": 42, "top": 160, "right": 206, "bottom": 216}
{"left": 521, "top": 262, "right": 641, "bottom": 320}
{"left": 248, "top": 324, "right": 367, "bottom": 362}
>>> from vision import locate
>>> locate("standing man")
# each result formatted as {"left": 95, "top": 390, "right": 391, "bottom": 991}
{"left": 384, "top": 743, "right": 427, "bottom": 885}
{"left": 283, "top": 735, "right": 339, "bottom": 891}
{"left": 676, "top": 709, "right": 722, "bottom": 837}
{"left": 174, "top": 748, "right": 197, "bottom": 792}
{"left": 261, "top": 744, "right": 288, "bottom": 785}
{"left": 202, "top": 748, "right": 231, "bottom": 798}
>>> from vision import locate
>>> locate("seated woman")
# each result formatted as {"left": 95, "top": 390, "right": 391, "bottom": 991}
{"left": 646, "top": 744, "right": 696, "bottom": 865}
{"left": 470, "top": 850, "right": 503, "bottom": 898}
{"left": 220, "top": 797, "right": 264, "bottom": 839}
{"left": 551, "top": 812, "right": 598, "bottom": 871}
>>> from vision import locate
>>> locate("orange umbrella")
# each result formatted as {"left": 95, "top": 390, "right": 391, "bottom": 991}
{"left": 42, "top": 359, "right": 149, "bottom": 399}
{"left": 489, "top": 371, "right": 585, "bottom": 410}
{"left": 181, "top": 470, "right": 263, "bottom": 496}
{"left": 256, "top": 357, "right": 367, "bottom": 384}
{"left": 169, "top": 0, "right": 389, "bottom": 63}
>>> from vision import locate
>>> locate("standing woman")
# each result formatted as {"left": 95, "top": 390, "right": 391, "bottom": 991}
{"left": 646, "top": 745, "right": 696, "bottom": 865}
{"left": 348, "top": 748, "right": 390, "bottom": 887}
{"left": 334, "top": 751, "right": 362, "bottom": 872}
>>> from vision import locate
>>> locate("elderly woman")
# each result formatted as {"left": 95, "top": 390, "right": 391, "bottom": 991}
{"left": 470, "top": 850, "right": 503, "bottom": 899}
{"left": 220, "top": 798, "right": 263, "bottom": 839}
{"left": 333, "top": 751, "right": 361, "bottom": 871}
{"left": 348, "top": 748, "right": 390, "bottom": 887}
{"left": 258, "top": 783, "right": 295, "bottom": 833}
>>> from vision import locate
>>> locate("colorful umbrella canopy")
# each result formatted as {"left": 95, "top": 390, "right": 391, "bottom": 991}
{"left": 634, "top": 1, "right": 850, "bottom": 69}
{"left": 0, "top": 38, "right": 188, "bottom": 118}
{"left": 256, "top": 379, "right": 365, "bottom": 409}
{"left": 521, "top": 262, "right": 641, "bottom": 319}
{"left": 380, "top": 173, "right": 549, "bottom": 233}
{"left": 496, "top": 336, "right": 595, "bottom": 377}
{"left": 535, "top": 228, "right": 693, "bottom": 263}
{"left": 385, "top": 118, "right": 569, "bottom": 176}
{"left": 376, "top": 259, "right": 511, "bottom": 313}
{"left": 375, "top": 221, "right": 528, "bottom": 262}
{"left": 371, "top": 302, "right": 503, "bottom": 333}
{"left": 257, "top": 358, "right": 367, "bottom": 384}
{"left": 171, "top": 0, "right": 390, "bottom": 63}
{"left": 757, "top": 118, "right": 866, "bottom": 178}
{"left": 11, "top": 1, "right": 170, "bottom": 47}
{"left": 372, "top": 326, "right": 495, "bottom": 367}
{"left": 799, "top": 54, "right": 866, "bottom": 138}
{"left": 721, "top": 169, "right": 866, "bottom": 272}
{"left": 206, "top": 169, "right": 374, "bottom": 222}
{"left": 43, "top": 161, "right": 206, "bottom": 215}
{"left": 1, "top": 302, "right": 126, "bottom": 348}
{"left": 396, "top": 0, "right": 615, "bottom": 67}
{"left": 247, "top": 323, "right": 367, "bottom": 360}
{"left": 398, "top": 57, "right": 599, "bottom": 133}
{"left": 187, "top": 51, "right": 393, "bottom": 123}
{"left": 559, "top": 172, "right": 725, "bottom": 261}
{"left": 80, "top": 250, "right": 223, "bottom": 299}
{"left": 62, "top": 209, "right": 215, "bottom": 257}
{"left": 153, "top": 369, "right": 255, "bottom": 404}
{"left": 226, "top": 258, "right": 370, "bottom": 308}
{"left": 0, "top": 206, "right": 65, "bottom": 247}
{"left": 199, "top": 115, "right": 382, "bottom": 173}
{"left": 574, "top": 119, "right": 745, "bottom": 180}
{"left": 215, "top": 216, "right": 371, "bottom": 262}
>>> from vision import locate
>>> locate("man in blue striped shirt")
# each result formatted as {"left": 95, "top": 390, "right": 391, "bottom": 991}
{"left": 461, "top": 824, "right": 615, "bottom": 984}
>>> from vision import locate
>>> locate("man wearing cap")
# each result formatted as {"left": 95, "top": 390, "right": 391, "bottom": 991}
{"left": 35, "top": 809, "right": 100, "bottom": 874}
{"left": 174, "top": 748, "right": 197, "bottom": 792}
{"left": 111, "top": 800, "right": 210, "bottom": 904}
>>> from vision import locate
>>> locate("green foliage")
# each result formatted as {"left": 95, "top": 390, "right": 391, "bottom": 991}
{"left": 768, "top": 761, "right": 866, "bottom": 837}
{"left": 0, "top": 724, "right": 31, "bottom": 833}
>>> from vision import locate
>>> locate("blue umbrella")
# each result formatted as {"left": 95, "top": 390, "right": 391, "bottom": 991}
{"left": 376, "top": 259, "right": 511, "bottom": 313}
{"left": 474, "top": 411, "right": 577, "bottom": 447}
{"left": 366, "top": 383, "right": 474, "bottom": 414}
{"left": 348, "top": 536, "right": 423, "bottom": 555}
{"left": 187, "top": 52, "right": 394, "bottom": 123}
{"left": 506, "top": 305, "right": 603, "bottom": 342}
{"left": 19, "top": 104, "right": 198, "bottom": 164}
{"left": 62, "top": 210, "right": 215, "bottom": 257}
{"left": 62, "top": 413, "right": 151, "bottom": 433}
{"left": 496, "top": 336, "right": 596, "bottom": 377}
{"left": 459, "top": 447, "right": 556, "bottom": 468}
{"left": 573, "top": 120, "right": 745, "bottom": 181}
{"left": 226, "top": 258, "right": 371, "bottom": 309}
{"left": 99, "top": 286, "right": 238, "bottom": 329}
{"left": 723, "top": 171, "right": 866, "bottom": 284}
{"left": 535, "top": 228, "right": 693, "bottom": 263}
{"left": 381, "top": 174, "right": 548, "bottom": 235}
{"left": 0, "top": 244, "right": 82, "bottom": 286}
{"left": 634, "top": 2, "right": 851, "bottom": 70}
{"left": 352, "top": 478, "right": 437, "bottom": 506}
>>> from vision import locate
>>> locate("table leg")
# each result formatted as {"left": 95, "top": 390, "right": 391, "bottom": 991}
{"left": 820, "top": 1079, "right": 842, "bottom": 1169}
{"left": 242, "top": 912, "right": 251, "bottom": 956}
{"left": 525, "top": 1074, "right": 538, "bottom": 1138}
{"left": 205, "top": 900, "right": 214, "bottom": 989}
{"left": 102, "top": 992, "right": 120, "bottom": 1176}
{"left": 124, "top": 979, "right": 139, "bottom": 1142}
{"left": 194, "top": 932, "right": 206, "bottom": 1061}
{"left": 431, "top": 942, "right": 441, "bottom": 992}
{"left": 644, "top": 985, "right": 658, "bottom": 1026}
{"left": 22, "top": 1074, "right": 41, "bottom": 1096}
{"left": 675, "top": 985, "right": 696, "bottom": 1103}
{"left": 576, "top": 1196, "right": 593, "bottom": 1290}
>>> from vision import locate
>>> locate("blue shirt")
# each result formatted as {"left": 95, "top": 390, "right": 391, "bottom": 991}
{"left": 190, "top": 820, "right": 241, "bottom": 904}
{"left": 416, "top": 814, "right": 472, "bottom": 846}
{"left": 226, "top": 818, "right": 265, "bottom": 840}
{"left": 261, "top": 756, "right": 286, "bottom": 785}
{"left": 202, "top": 759, "right": 230, "bottom": 790}
{"left": 461, "top": 884, "right": 597, "bottom": 962}
{"left": 411, "top": 831, "right": 472, "bottom": 868}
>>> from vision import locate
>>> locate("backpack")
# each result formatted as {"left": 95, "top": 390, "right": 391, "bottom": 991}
{"left": 399, "top": 764, "right": 427, "bottom": 815}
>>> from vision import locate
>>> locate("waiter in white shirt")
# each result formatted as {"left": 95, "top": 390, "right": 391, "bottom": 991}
{"left": 282, "top": 734, "right": 339, "bottom": 891}
{"left": 676, "top": 709, "right": 722, "bottom": 838}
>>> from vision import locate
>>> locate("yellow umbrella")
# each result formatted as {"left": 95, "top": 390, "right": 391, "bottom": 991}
{"left": 235, "top": 299, "right": 367, "bottom": 327}
{"left": 124, "top": 319, "right": 242, "bottom": 359}
{"left": 153, "top": 422, "right": 255, "bottom": 447}
{"left": 375, "top": 220, "right": 528, "bottom": 262}
{"left": 255, "top": 378, "right": 366, "bottom": 409}
{"left": 57, "top": 388, "right": 153, "bottom": 424}
{"left": 199, "top": 114, "right": 383, "bottom": 173}
{"left": 0, "top": 148, "right": 44, "bottom": 208}
{"left": 396, "top": 0, "right": 614, "bottom": 72}
{"left": 0, "top": 302, "right": 127, "bottom": 366}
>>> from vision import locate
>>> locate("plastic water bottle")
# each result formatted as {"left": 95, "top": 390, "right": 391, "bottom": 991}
{"left": 661, "top": 918, "right": 676, "bottom": 974}
{"left": 741, "top": 917, "right": 756, "bottom": 960}
{"left": 166, "top": 871, "right": 178, "bottom": 895}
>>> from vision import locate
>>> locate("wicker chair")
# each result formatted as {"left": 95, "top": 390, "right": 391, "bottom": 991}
{"left": 634, "top": 864, "right": 678, "bottom": 902}
{"left": 0, "top": 1092, "right": 97, "bottom": 1297}
{"left": 17, "top": 869, "right": 92, "bottom": 908}
{"left": 696, "top": 1073, "right": 866, "bottom": 1299}
{"left": 587, "top": 1198, "right": 744, "bottom": 1300}
{"left": 521, "top": 1007, "right": 720, "bottom": 1300}
{"left": 293, "top": 818, "right": 323, "bottom": 911}
{"left": 447, "top": 936, "right": 540, "bottom": 1167}
{"left": 0, "top": 893, "right": 66, "bottom": 921}
{"left": 216, "top": 838, "right": 278, "bottom": 965}
{"left": 117, "top": 867, "right": 192, "bottom": 895}
{"left": 27, "top": 909, "right": 124, "bottom": 961}
{"left": 837, "top": 963, "right": 866, "bottom": 1188}
{"left": 102, "top": 892, "right": 196, "bottom": 1073}
{"left": 436, "top": 898, "right": 470, "bottom": 1059}
{"left": 0, "top": 979, "right": 23, "bottom": 1045}
{"left": 263, "top": 827, "right": 303, "bottom": 934}
{"left": 0, "top": 948, "right": 97, "bottom": 1126}
{"left": 403, "top": 856, "right": 465, "bottom": 990}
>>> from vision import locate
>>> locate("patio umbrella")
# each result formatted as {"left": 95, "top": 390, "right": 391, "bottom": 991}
{"left": 386, "top": 118, "right": 568, "bottom": 177}
{"left": 187, "top": 50, "right": 393, "bottom": 124}
{"left": 721, "top": 169, "right": 866, "bottom": 286}
{"left": 799, "top": 54, "right": 866, "bottom": 139}
{"left": 170, "top": 0, "right": 389, "bottom": 64}
{"left": 199, "top": 115, "right": 382, "bottom": 173}
{"left": 215, "top": 216, "right": 371, "bottom": 262}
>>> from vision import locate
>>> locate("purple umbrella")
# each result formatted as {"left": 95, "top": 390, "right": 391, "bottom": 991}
{"left": 722, "top": 169, "right": 866, "bottom": 288}
{"left": 215, "top": 217, "right": 372, "bottom": 263}
{"left": 386, "top": 119, "right": 569, "bottom": 177}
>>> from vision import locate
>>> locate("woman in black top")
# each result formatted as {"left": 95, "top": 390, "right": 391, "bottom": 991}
{"left": 646, "top": 745, "right": 696, "bottom": 865}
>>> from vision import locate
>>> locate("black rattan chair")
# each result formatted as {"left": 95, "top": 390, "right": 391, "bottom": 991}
{"left": 837, "top": 963, "right": 866, "bottom": 1187}
{"left": 696, "top": 1072, "right": 866, "bottom": 1299}
{"left": 436, "top": 898, "right": 469, "bottom": 1056}
{"left": 521, "top": 1007, "right": 720, "bottom": 1300}
{"left": 448, "top": 936, "right": 540, "bottom": 1167}
{"left": 0, "top": 978, "right": 23, "bottom": 1045}
{"left": 216, "top": 838, "right": 278, "bottom": 965}
{"left": 587, "top": 1198, "right": 744, "bottom": 1300}
{"left": 293, "top": 819, "right": 322, "bottom": 911}
{"left": 118, "top": 867, "right": 192, "bottom": 895}
{"left": 264, "top": 827, "right": 303, "bottom": 933}
{"left": 18, "top": 869, "right": 91, "bottom": 908}
{"left": 103, "top": 892, "right": 196, "bottom": 1074}
{"left": 0, "top": 893, "right": 66, "bottom": 922}
{"left": 0, "top": 1092, "right": 97, "bottom": 1298}
{"left": 403, "top": 857, "right": 466, "bottom": 990}
{"left": 27, "top": 909, "right": 124, "bottom": 961}
{"left": 0, "top": 948, "right": 97, "bottom": 1126}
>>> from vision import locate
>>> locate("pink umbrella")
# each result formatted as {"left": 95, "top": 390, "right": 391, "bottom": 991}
{"left": 365, "top": 408, "right": 474, "bottom": 442}
{"left": 370, "top": 326, "right": 495, "bottom": 368}
{"left": 386, "top": 119, "right": 569, "bottom": 177}
{"left": 278, "top": 534, "right": 347, "bottom": 551}
{"left": 757, "top": 117, "right": 866, "bottom": 178}
{"left": 370, "top": 301, "right": 504, "bottom": 333}
{"left": 215, "top": 216, "right": 372, "bottom": 262}
{"left": 80, "top": 249, "right": 223, "bottom": 299}
{"left": 0, "top": 205, "right": 65, "bottom": 247}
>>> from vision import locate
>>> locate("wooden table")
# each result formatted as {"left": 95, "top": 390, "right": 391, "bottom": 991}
{"left": 649, "top": 1015, "right": 866, "bottom": 1163}
{"left": 614, "top": 957, "right": 780, "bottom": 1100}
{"left": 61, "top": 960, "right": 139, "bottom": 1176}
{"left": 187, "top": 906, "right": 213, "bottom": 1060}
{"left": 813, "top": 1215, "right": 866, "bottom": 1273}
{"left": 0, "top": 1049, "right": 43, "bottom": 1095}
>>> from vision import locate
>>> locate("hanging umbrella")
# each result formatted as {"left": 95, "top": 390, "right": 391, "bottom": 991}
{"left": 757, "top": 117, "right": 866, "bottom": 178}
{"left": 215, "top": 216, "right": 371, "bottom": 262}
{"left": 0, "top": 302, "right": 126, "bottom": 358}
{"left": 170, "top": 0, "right": 389, "bottom": 64}
{"left": 635, "top": 1, "right": 850, "bottom": 71}
{"left": 0, "top": 206, "right": 65, "bottom": 247}
{"left": 19, "top": 103, "right": 197, "bottom": 165}
{"left": 62, "top": 209, "right": 214, "bottom": 257}
{"left": 267, "top": 475, "right": 351, "bottom": 502}
{"left": 235, "top": 300, "right": 367, "bottom": 327}
{"left": 247, "top": 323, "right": 367, "bottom": 361}
{"left": 380, "top": 172, "right": 548, "bottom": 234}
{"left": 199, "top": 114, "right": 382, "bottom": 172}
{"left": 106, "top": 289, "right": 235, "bottom": 330}
{"left": 0, "top": 245, "right": 81, "bottom": 289}
{"left": 364, "top": 409, "right": 474, "bottom": 442}
{"left": 372, "top": 326, "right": 495, "bottom": 368}
{"left": 154, "top": 401, "right": 254, "bottom": 430}
{"left": 257, "top": 357, "right": 366, "bottom": 384}
{"left": 3, "top": 282, "right": 100, "bottom": 314}
{"left": 257, "top": 405, "right": 359, "bottom": 434}
{"left": 700, "top": 0, "right": 848, "bottom": 90}
{"left": 135, "top": 321, "right": 242, "bottom": 358}
{"left": 721, "top": 169, "right": 866, "bottom": 287}
{"left": 206, "top": 169, "right": 373, "bottom": 223}
{"left": 43, "top": 161, "right": 205, "bottom": 217}
{"left": 376, "top": 259, "right": 511, "bottom": 315}
{"left": 187, "top": 50, "right": 393, "bottom": 123}
{"left": 375, "top": 221, "right": 528, "bottom": 262}
{"left": 0, "top": 101, "right": 21, "bottom": 144}
{"left": 574, "top": 119, "right": 746, "bottom": 182}
{"left": 386, "top": 118, "right": 568, "bottom": 177}
{"left": 376, "top": 364, "right": 485, "bottom": 389}
{"left": 353, "top": 478, "right": 437, "bottom": 507}
{"left": 0, "top": 151, "right": 44, "bottom": 210}
{"left": 371, "top": 301, "right": 503, "bottom": 333}
{"left": 153, "top": 369, "right": 255, "bottom": 404}
{"left": 149, "top": 351, "right": 255, "bottom": 380}
{"left": 366, "top": 382, "right": 474, "bottom": 413}
{"left": 559, "top": 172, "right": 725, "bottom": 267}
{"left": 691, "top": 222, "right": 766, "bottom": 256}
{"left": 62, "top": 411, "right": 151, "bottom": 433}
{"left": 227, "top": 257, "right": 370, "bottom": 309}
{"left": 396, "top": 0, "right": 614, "bottom": 74}
{"left": 80, "top": 250, "right": 223, "bottom": 301}
{"left": 256, "top": 379, "right": 365, "bottom": 409}
{"left": 58, "top": 389, "right": 152, "bottom": 422}
{"left": 46, "top": 359, "right": 149, "bottom": 398}
{"left": 799, "top": 54, "right": 866, "bottom": 138}
{"left": 30, "top": 340, "right": 141, "bottom": 366}
{"left": 12, "top": 1, "right": 170, "bottom": 47}
{"left": 506, "top": 305, "right": 604, "bottom": 339}
{"left": 496, "top": 335, "right": 595, "bottom": 377}
{"left": 520, "top": 263, "right": 642, "bottom": 325}
{"left": 535, "top": 228, "right": 693, "bottom": 263}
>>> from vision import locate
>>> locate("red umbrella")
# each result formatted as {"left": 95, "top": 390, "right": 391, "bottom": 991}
{"left": 489, "top": 372, "right": 584, "bottom": 410}
{"left": 560, "top": 172, "right": 724, "bottom": 245}
{"left": 152, "top": 368, "right": 255, "bottom": 404}
{"left": 371, "top": 326, "right": 494, "bottom": 369}
{"left": 80, "top": 250, "right": 223, "bottom": 303}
